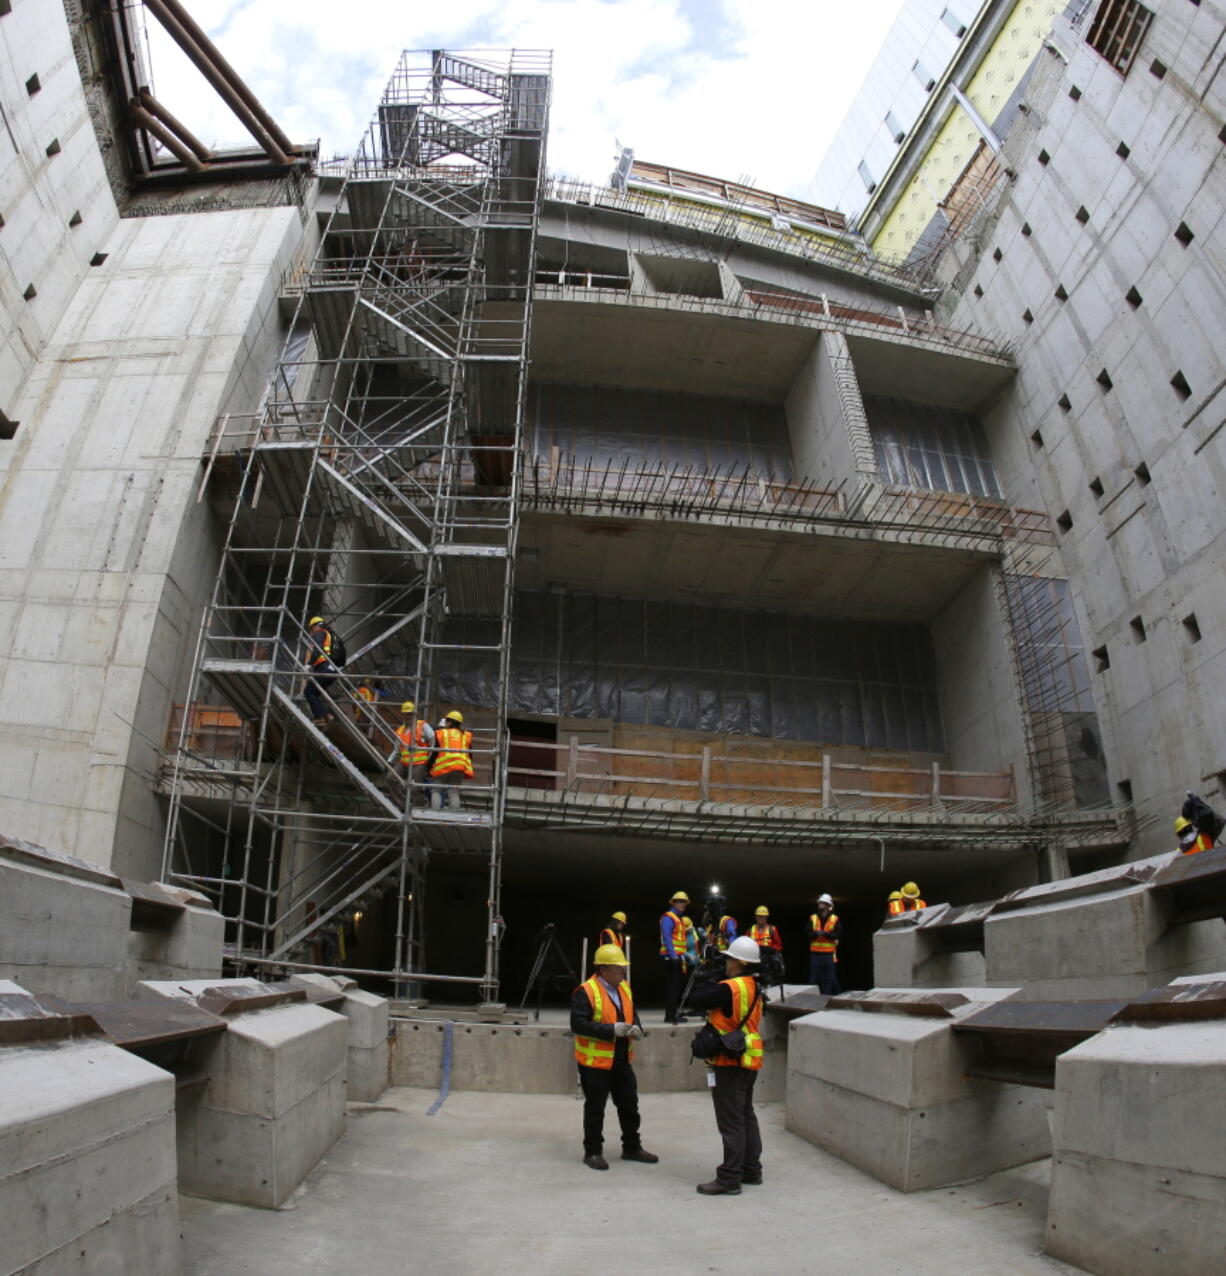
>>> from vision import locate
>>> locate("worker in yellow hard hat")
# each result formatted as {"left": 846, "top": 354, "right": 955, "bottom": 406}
{"left": 570, "top": 942, "right": 657, "bottom": 1171}
{"left": 386, "top": 699, "right": 434, "bottom": 805}
{"left": 430, "top": 710, "right": 472, "bottom": 811}
{"left": 1175, "top": 815, "right": 1214, "bottom": 854}
{"left": 660, "top": 891, "right": 694, "bottom": 1024}
{"left": 302, "top": 615, "right": 339, "bottom": 724}
{"left": 599, "top": 911, "right": 629, "bottom": 951}
{"left": 899, "top": 881, "right": 926, "bottom": 911}
{"left": 886, "top": 890, "right": 905, "bottom": 917}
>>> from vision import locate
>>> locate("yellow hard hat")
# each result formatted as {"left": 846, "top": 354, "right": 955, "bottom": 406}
{"left": 593, "top": 943, "right": 628, "bottom": 967}
{"left": 670, "top": 891, "right": 690, "bottom": 903}
{"left": 445, "top": 710, "right": 464, "bottom": 724}
{"left": 400, "top": 700, "right": 416, "bottom": 714}
{"left": 754, "top": 906, "right": 769, "bottom": 917}
{"left": 888, "top": 890, "right": 903, "bottom": 900}
{"left": 308, "top": 616, "right": 324, "bottom": 627}
{"left": 901, "top": 882, "right": 921, "bottom": 898}
{"left": 611, "top": 911, "right": 627, "bottom": 923}
{"left": 1175, "top": 816, "right": 1194, "bottom": 834}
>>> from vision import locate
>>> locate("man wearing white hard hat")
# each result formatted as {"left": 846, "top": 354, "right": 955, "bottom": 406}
{"left": 688, "top": 934, "right": 765, "bottom": 1194}
{"left": 807, "top": 893, "right": 841, "bottom": 994}
{"left": 570, "top": 943, "right": 658, "bottom": 1171}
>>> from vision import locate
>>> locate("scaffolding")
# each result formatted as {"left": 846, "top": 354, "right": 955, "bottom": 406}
{"left": 161, "top": 50, "right": 551, "bottom": 1002}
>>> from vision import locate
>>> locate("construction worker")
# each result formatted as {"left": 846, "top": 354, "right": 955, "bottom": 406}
{"left": 808, "top": 893, "right": 841, "bottom": 994}
{"left": 1176, "top": 815, "right": 1215, "bottom": 854}
{"left": 570, "top": 943, "right": 658, "bottom": 1171}
{"left": 387, "top": 701, "right": 434, "bottom": 805}
{"left": 303, "top": 616, "right": 338, "bottom": 724}
{"left": 886, "top": 890, "right": 905, "bottom": 917}
{"left": 659, "top": 891, "right": 693, "bottom": 1025}
{"left": 900, "top": 881, "right": 926, "bottom": 911}
{"left": 599, "top": 911, "right": 628, "bottom": 951}
{"left": 430, "top": 710, "right": 472, "bottom": 810}
{"left": 714, "top": 909, "right": 738, "bottom": 952}
{"left": 749, "top": 906, "right": 783, "bottom": 953}
{"left": 688, "top": 934, "right": 765, "bottom": 1195}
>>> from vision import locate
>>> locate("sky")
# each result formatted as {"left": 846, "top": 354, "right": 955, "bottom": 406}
{"left": 141, "top": 0, "right": 907, "bottom": 204}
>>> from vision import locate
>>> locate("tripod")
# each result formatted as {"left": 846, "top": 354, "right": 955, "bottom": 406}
{"left": 519, "top": 922, "right": 578, "bottom": 1021}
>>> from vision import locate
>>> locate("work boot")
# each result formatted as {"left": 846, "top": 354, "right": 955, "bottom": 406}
{"left": 741, "top": 1174, "right": 763, "bottom": 1186}
{"left": 696, "top": 1179, "right": 740, "bottom": 1195}
{"left": 583, "top": 1154, "right": 609, "bottom": 1171}
{"left": 621, "top": 1148, "right": 658, "bottom": 1163}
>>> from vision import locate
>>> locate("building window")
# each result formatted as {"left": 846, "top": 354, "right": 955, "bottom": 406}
{"left": 866, "top": 397, "right": 1003, "bottom": 499}
{"left": 912, "top": 58, "right": 937, "bottom": 92}
{"left": 1086, "top": 0, "right": 1154, "bottom": 76}
{"left": 858, "top": 160, "right": 877, "bottom": 194}
{"left": 941, "top": 6, "right": 968, "bottom": 37}
{"left": 885, "top": 111, "right": 906, "bottom": 144}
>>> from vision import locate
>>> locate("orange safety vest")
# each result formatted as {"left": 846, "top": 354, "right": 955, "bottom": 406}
{"left": 809, "top": 913, "right": 839, "bottom": 956}
{"left": 396, "top": 721, "right": 432, "bottom": 766}
{"left": 307, "top": 627, "right": 333, "bottom": 668}
{"left": 887, "top": 897, "right": 905, "bottom": 916}
{"left": 431, "top": 726, "right": 473, "bottom": 778}
{"left": 750, "top": 923, "right": 779, "bottom": 950}
{"left": 707, "top": 975, "right": 763, "bottom": 1071}
{"left": 903, "top": 897, "right": 926, "bottom": 911}
{"left": 659, "top": 910, "right": 691, "bottom": 957}
{"left": 573, "top": 976, "right": 635, "bottom": 1069}
{"left": 598, "top": 927, "right": 625, "bottom": 950}
{"left": 1182, "top": 832, "right": 1215, "bottom": 855}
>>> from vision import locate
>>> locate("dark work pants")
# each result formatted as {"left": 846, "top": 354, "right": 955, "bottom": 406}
{"left": 305, "top": 670, "right": 336, "bottom": 720}
{"left": 663, "top": 958, "right": 683, "bottom": 1023}
{"left": 578, "top": 1061, "right": 642, "bottom": 1155}
{"left": 711, "top": 1066, "right": 762, "bottom": 1185}
{"left": 808, "top": 952, "right": 840, "bottom": 995}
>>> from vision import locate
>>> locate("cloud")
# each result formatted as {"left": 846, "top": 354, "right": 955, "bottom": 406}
{"left": 141, "top": 0, "right": 905, "bottom": 199}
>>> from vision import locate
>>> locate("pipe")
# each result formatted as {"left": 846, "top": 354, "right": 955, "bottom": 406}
{"left": 137, "top": 86, "right": 212, "bottom": 161}
{"left": 141, "top": 0, "right": 290, "bottom": 164}
{"left": 130, "top": 103, "right": 204, "bottom": 171}
{"left": 146, "top": 0, "right": 294, "bottom": 154}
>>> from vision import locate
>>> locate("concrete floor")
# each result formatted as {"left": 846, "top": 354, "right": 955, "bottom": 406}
{"left": 181, "top": 1089, "right": 1077, "bottom": 1274}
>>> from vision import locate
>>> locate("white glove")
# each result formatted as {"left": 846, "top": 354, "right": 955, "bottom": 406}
{"left": 613, "top": 1021, "right": 631, "bottom": 1038}
{"left": 628, "top": 1025, "right": 644, "bottom": 1040}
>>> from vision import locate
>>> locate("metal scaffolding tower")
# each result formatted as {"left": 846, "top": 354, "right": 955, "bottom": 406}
{"left": 161, "top": 50, "right": 551, "bottom": 1003}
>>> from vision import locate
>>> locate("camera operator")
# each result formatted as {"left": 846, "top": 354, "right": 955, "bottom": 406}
{"left": 749, "top": 905, "right": 785, "bottom": 989}
{"left": 687, "top": 935, "right": 766, "bottom": 1195}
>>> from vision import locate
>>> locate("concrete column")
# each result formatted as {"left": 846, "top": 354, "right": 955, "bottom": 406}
{"left": 1043, "top": 840, "right": 1071, "bottom": 882}
{"left": 783, "top": 330, "right": 876, "bottom": 488}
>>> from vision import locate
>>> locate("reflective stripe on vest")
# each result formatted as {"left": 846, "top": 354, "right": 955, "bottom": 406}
{"left": 903, "top": 898, "right": 926, "bottom": 911}
{"left": 659, "top": 910, "right": 691, "bottom": 957}
{"left": 707, "top": 975, "right": 763, "bottom": 1071}
{"left": 431, "top": 726, "right": 473, "bottom": 777}
{"left": 1183, "top": 833, "right": 1215, "bottom": 855}
{"left": 809, "top": 913, "right": 839, "bottom": 955}
{"left": 396, "top": 721, "right": 430, "bottom": 766}
{"left": 573, "top": 976, "right": 635, "bottom": 1069}
{"left": 887, "top": 898, "right": 905, "bottom": 915}
{"left": 750, "top": 924, "right": 775, "bottom": 949}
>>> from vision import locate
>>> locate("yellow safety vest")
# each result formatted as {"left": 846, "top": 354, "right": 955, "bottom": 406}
{"left": 573, "top": 977, "right": 635, "bottom": 1069}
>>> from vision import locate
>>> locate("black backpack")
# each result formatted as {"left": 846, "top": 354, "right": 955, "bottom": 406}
{"left": 328, "top": 629, "right": 348, "bottom": 669}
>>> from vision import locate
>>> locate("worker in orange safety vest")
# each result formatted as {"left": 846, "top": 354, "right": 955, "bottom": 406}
{"left": 387, "top": 700, "right": 434, "bottom": 805}
{"left": 430, "top": 710, "right": 473, "bottom": 810}
{"left": 808, "top": 893, "right": 841, "bottom": 994}
{"left": 570, "top": 943, "right": 659, "bottom": 1171}
{"left": 1176, "top": 815, "right": 1215, "bottom": 854}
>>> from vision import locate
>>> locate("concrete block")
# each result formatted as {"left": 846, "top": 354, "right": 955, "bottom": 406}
{"left": 140, "top": 981, "right": 347, "bottom": 1208}
{"left": 785, "top": 987, "right": 1048, "bottom": 1191}
{"left": 127, "top": 898, "right": 225, "bottom": 990}
{"left": 291, "top": 975, "right": 390, "bottom": 1102}
{"left": 0, "top": 1034, "right": 179, "bottom": 1274}
{"left": 1047, "top": 1021, "right": 1226, "bottom": 1273}
{"left": 0, "top": 848, "right": 131, "bottom": 1001}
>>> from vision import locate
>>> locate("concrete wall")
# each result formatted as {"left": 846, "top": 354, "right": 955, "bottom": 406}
{"left": 0, "top": 202, "right": 305, "bottom": 877}
{"left": 931, "top": 562, "right": 1030, "bottom": 802}
{"left": 938, "top": 1, "right": 1226, "bottom": 853}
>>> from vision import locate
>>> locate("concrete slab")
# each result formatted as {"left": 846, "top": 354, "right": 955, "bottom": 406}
{"left": 178, "top": 1088, "right": 1074, "bottom": 1274}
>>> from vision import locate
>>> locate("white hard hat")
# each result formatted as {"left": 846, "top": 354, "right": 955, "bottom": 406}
{"left": 726, "top": 935, "right": 761, "bottom": 964}
{"left": 818, "top": 893, "right": 834, "bottom": 905}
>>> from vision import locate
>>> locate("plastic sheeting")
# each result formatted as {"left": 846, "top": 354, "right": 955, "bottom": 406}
{"left": 528, "top": 383, "right": 793, "bottom": 479}
{"left": 866, "top": 396, "right": 1002, "bottom": 499}
{"left": 438, "top": 593, "right": 945, "bottom": 752}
